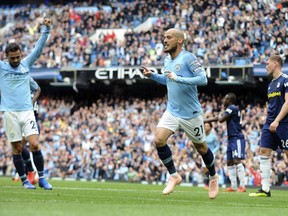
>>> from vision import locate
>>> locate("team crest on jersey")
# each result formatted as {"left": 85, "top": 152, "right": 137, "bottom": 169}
{"left": 277, "top": 83, "right": 280, "bottom": 88}
{"left": 175, "top": 64, "right": 181, "bottom": 71}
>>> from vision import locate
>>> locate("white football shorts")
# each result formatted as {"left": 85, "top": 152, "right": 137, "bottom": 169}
{"left": 157, "top": 110, "right": 206, "bottom": 144}
{"left": 3, "top": 110, "right": 39, "bottom": 142}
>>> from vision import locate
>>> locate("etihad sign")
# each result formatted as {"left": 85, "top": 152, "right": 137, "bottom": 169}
{"left": 95, "top": 67, "right": 161, "bottom": 80}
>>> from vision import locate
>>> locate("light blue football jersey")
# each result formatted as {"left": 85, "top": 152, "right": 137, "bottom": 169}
{"left": 206, "top": 132, "right": 220, "bottom": 154}
{"left": 0, "top": 26, "right": 50, "bottom": 111}
{"left": 150, "top": 50, "right": 207, "bottom": 119}
{"left": 30, "top": 77, "right": 39, "bottom": 93}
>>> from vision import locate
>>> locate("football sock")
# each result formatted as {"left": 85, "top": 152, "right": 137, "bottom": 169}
{"left": 12, "top": 154, "right": 27, "bottom": 182}
{"left": 157, "top": 145, "right": 176, "bottom": 174}
{"left": 22, "top": 147, "right": 34, "bottom": 172}
{"left": 236, "top": 163, "right": 246, "bottom": 187}
{"left": 202, "top": 148, "right": 216, "bottom": 176}
{"left": 227, "top": 165, "right": 237, "bottom": 189}
{"left": 32, "top": 150, "right": 44, "bottom": 178}
{"left": 260, "top": 156, "right": 271, "bottom": 192}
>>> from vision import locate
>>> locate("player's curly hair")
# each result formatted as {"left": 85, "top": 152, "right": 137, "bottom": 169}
{"left": 5, "top": 43, "right": 21, "bottom": 55}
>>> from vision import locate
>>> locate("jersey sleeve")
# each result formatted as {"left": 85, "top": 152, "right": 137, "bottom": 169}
{"left": 30, "top": 77, "right": 39, "bottom": 92}
{"left": 22, "top": 25, "right": 50, "bottom": 68}
{"left": 174, "top": 53, "right": 207, "bottom": 86}
{"left": 186, "top": 53, "right": 206, "bottom": 76}
{"left": 284, "top": 77, "right": 288, "bottom": 93}
{"left": 224, "top": 105, "right": 234, "bottom": 117}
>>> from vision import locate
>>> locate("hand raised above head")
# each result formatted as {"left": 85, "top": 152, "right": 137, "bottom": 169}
{"left": 43, "top": 18, "right": 52, "bottom": 27}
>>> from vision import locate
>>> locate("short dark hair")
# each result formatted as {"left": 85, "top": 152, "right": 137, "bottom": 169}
{"left": 205, "top": 122, "right": 212, "bottom": 128}
{"left": 227, "top": 93, "right": 236, "bottom": 103}
{"left": 5, "top": 43, "right": 21, "bottom": 55}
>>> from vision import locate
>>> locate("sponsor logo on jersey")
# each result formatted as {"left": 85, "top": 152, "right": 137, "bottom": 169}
{"left": 268, "top": 91, "right": 281, "bottom": 98}
{"left": 4, "top": 72, "right": 27, "bottom": 80}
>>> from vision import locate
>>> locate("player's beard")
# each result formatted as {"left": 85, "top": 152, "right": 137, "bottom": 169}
{"left": 10, "top": 62, "right": 20, "bottom": 68}
{"left": 164, "top": 44, "right": 177, "bottom": 54}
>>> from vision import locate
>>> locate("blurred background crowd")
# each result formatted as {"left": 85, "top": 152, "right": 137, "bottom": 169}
{"left": 0, "top": 0, "right": 287, "bottom": 69}
{"left": 0, "top": 93, "right": 287, "bottom": 187}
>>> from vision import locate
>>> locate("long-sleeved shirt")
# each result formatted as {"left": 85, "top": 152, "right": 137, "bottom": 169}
{"left": 0, "top": 25, "right": 50, "bottom": 111}
{"left": 150, "top": 50, "right": 207, "bottom": 119}
{"left": 206, "top": 131, "right": 220, "bottom": 154}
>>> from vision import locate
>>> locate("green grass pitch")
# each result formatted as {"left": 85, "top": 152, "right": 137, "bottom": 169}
{"left": 0, "top": 177, "right": 287, "bottom": 216}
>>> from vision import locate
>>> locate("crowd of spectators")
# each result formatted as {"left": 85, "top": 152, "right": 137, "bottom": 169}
{"left": 0, "top": 0, "right": 287, "bottom": 69}
{"left": 0, "top": 93, "right": 287, "bottom": 188}
{"left": 0, "top": 0, "right": 287, "bottom": 187}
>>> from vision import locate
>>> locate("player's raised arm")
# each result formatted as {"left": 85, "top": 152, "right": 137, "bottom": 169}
{"left": 23, "top": 17, "right": 52, "bottom": 68}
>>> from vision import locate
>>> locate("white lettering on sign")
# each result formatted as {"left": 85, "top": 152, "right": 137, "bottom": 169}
{"left": 95, "top": 67, "right": 159, "bottom": 79}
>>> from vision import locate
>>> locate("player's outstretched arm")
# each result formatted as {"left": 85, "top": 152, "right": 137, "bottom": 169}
{"left": 141, "top": 65, "right": 167, "bottom": 85}
{"left": 204, "top": 116, "right": 218, "bottom": 123}
{"left": 141, "top": 65, "right": 153, "bottom": 78}
{"left": 23, "top": 17, "right": 52, "bottom": 68}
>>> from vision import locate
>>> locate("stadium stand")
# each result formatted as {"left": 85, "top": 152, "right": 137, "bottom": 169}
{"left": 0, "top": 0, "right": 287, "bottom": 187}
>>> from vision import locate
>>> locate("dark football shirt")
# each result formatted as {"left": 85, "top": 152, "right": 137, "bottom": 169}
{"left": 266, "top": 73, "right": 288, "bottom": 124}
{"left": 224, "top": 104, "right": 244, "bottom": 138}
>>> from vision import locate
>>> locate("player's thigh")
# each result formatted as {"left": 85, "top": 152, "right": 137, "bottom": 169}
{"left": 227, "top": 137, "right": 245, "bottom": 160}
{"left": 21, "top": 110, "right": 39, "bottom": 138}
{"left": 157, "top": 110, "right": 179, "bottom": 132}
{"left": 276, "top": 123, "right": 288, "bottom": 150}
{"left": 179, "top": 115, "right": 205, "bottom": 144}
{"left": 3, "top": 111, "right": 22, "bottom": 142}
{"left": 261, "top": 126, "right": 278, "bottom": 151}
{"left": 156, "top": 111, "right": 179, "bottom": 144}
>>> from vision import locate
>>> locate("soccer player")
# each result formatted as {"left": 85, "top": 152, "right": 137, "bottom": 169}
{"left": 249, "top": 54, "right": 288, "bottom": 197}
{"left": 205, "top": 93, "right": 246, "bottom": 192}
{"left": 203, "top": 122, "right": 220, "bottom": 189}
{"left": 141, "top": 28, "right": 219, "bottom": 199}
{"left": 12, "top": 77, "right": 41, "bottom": 184}
{"left": 0, "top": 18, "right": 52, "bottom": 189}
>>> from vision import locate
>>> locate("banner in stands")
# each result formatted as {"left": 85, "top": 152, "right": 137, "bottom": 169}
{"left": 30, "top": 64, "right": 288, "bottom": 80}
{"left": 95, "top": 67, "right": 162, "bottom": 80}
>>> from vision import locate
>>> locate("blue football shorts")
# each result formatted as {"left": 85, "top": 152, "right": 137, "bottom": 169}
{"left": 227, "top": 136, "right": 246, "bottom": 160}
{"left": 261, "top": 123, "right": 288, "bottom": 150}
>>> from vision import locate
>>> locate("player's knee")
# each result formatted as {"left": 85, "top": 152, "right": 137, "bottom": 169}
{"left": 259, "top": 148, "right": 271, "bottom": 156}
{"left": 227, "top": 160, "right": 234, "bottom": 166}
{"left": 29, "top": 142, "right": 40, "bottom": 151}
{"left": 12, "top": 142, "right": 23, "bottom": 154}
{"left": 153, "top": 137, "right": 166, "bottom": 147}
{"left": 195, "top": 144, "right": 207, "bottom": 155}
